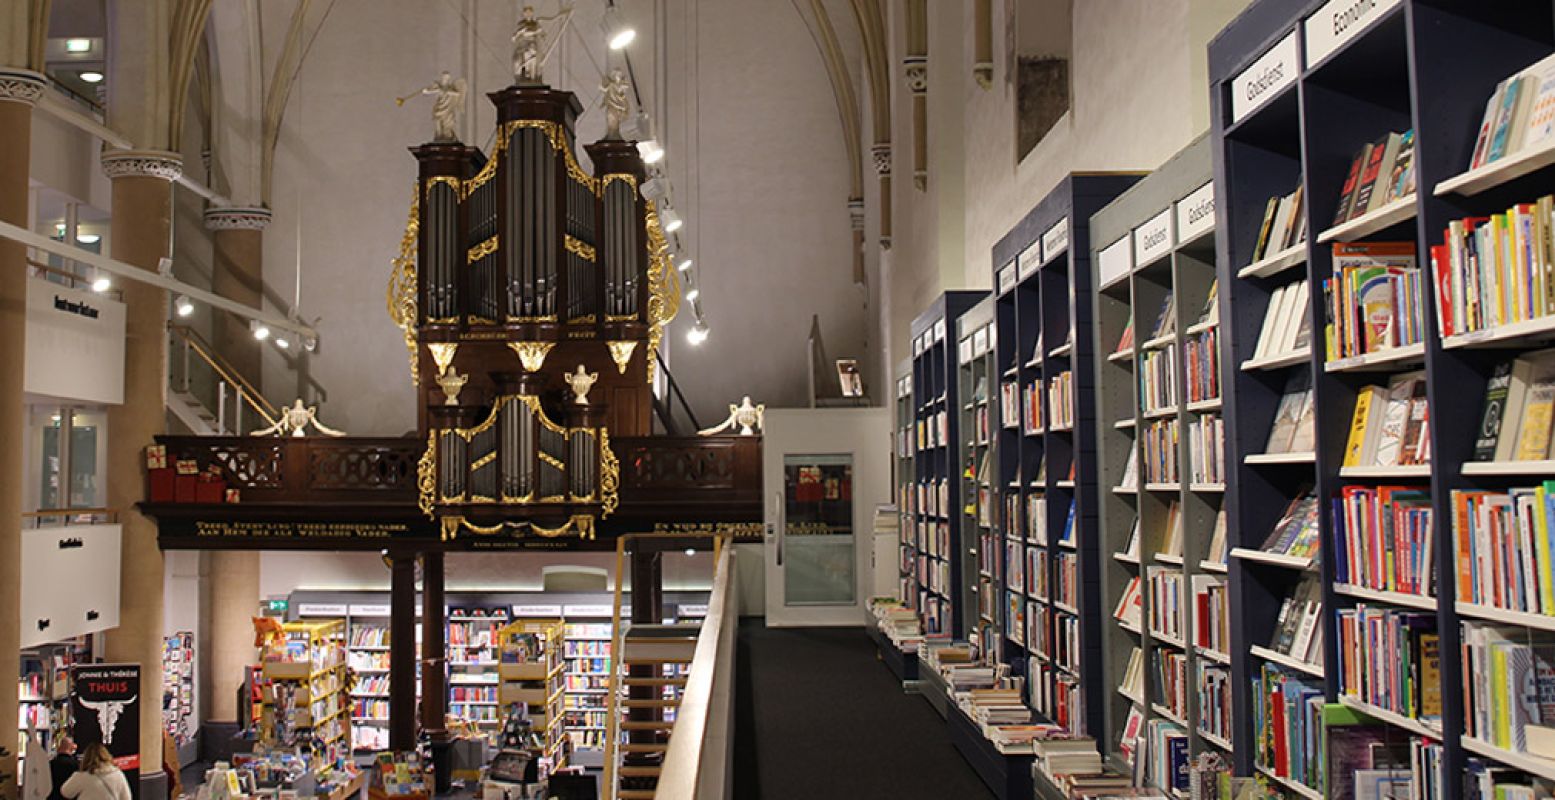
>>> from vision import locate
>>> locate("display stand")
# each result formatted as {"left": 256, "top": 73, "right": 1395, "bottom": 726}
{"left": 902, "top": 292, "right": 984, "bottom": 639}
{"left": 1089, "top": 137, "right": 1230, "bottom": 789}
{"left": 497, "top": 617, "right": 568, "bottom": 772}
{"left": 257, "top": 619, "right": 351, "bottom": 760}
{"left": 561, "top": 612, "right": 611, "bottom": 765}
{"left": 163, "top": 631, "right": 198, "bottom": 765}
{"left": 990, "top": 173, "right": 1140, "bottom": 741}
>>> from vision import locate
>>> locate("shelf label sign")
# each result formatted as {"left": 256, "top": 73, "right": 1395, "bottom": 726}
{"left": 933, "top": 319, "right": 946, "bottom": 342}
{"left": 958, "top": 338, "right": 973, "bottom": 365}
{"left": 513, "top": 604, "right": 563, "bottom": 617}
{"left": 1305, "top": 0, "right": 1401, "bottom": 66}
{"left": 972, "top": 328, "right": 988, "bottom": 357}
{"left": 1098, "top": 237, "right": 1133, "bottom": 289}
{"left": 678, "top": 604, "right": 709, "bottom": 618}
{"left": 297, "top": 603, "right": 347, "bottom": 617}
{"left": 1133, "top": 209, "right": 1174, "bottom": 266}
{"left": 1232, "top": 31, "right": 1298, "bottom": 123}
{"left": 1176, "top": 182, "right": 1216, "bottom": 242}
{"left": 1018, "top": 241, "right": 1042, "bottom": 280}
{"left": 997, "top": 263, "right": 1017, "bottom": 295}
{"left": 564, "top": 604, "right": 614, "bottom": 617}
{"left": 1041, "top": 219, "right": 1070, "bottom": 264}
{"left": 349, "top": 604, "right": 391, "bottom": 616}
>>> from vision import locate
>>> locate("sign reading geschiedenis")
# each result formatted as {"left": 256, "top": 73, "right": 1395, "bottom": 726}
{"left": 1304, "top": 0, "right": 1401, "bottom": 66}
{"left": 1098, "top": 237, "right": 1133, "bottom": 290}
{"left": 1017, "top": 241, "right": 1042, "bottom": 280}
{"left": 1232, "top": 31, "right": 1299, "bottom": 123}
{"left": 1133, "top": 209, "right": 1174, "bottom": 266}
{"left": 1176, "top": 182, "right": 1216, "bottom": 242}
{"left": 997, "top": 263, "right": 1017, "bottom": 295}
{"left": 1041, "top": 219, "right": 1070, "bottom": 264}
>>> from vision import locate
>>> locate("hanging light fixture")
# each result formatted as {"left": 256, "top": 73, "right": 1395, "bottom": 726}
{"left": 660, "top": 207, "right": 683, "bottom": 233}
{"left": 275, "top": 337, "right": 291, "bottom": 350}
{"left": 604, "top": 7, "right": 636, "bottom": 50}
{"left": 174, "top": 295, "right": 195, "bottom": 317}
{"left": 251, "top": 320, "right": 271, "bottom": 341}
{"left": 90, "top": 274, "right": 110, "bottom": 293}
{"left": 676, "top": 255, "right": 693, "bottom": 273}
{"left": 686, "top": 319, "right": 709, "bottom": 345}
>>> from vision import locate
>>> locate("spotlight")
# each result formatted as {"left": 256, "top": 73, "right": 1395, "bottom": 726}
{"left": 64, "top": 39, "right": 91, "bottom": 53}
{"left": 605, "top": 7, "right": 636, "bottom": 50}
{"left": 641, "top": 177, "right": 668, "bottom": 203}
{"left": 275, "top": 337, "right": 290, "bottom": 350}
{"left": 637, "top": 139, "right": 663, "bottom": 164}
{"left": 684, "top": 548, "right": 696, "bottom": 556}
{"left": 622, "top": 112, "right": 653, "bottom": 141}
{"left": 661, "top": 208, "right": 683, "bottom": 233}
{"left": 687, "top": 320, "right": 709, "bottom": 345}
{"left": 174, "top": 295, "right": 194, "bottom": 317}
{"left": 75, "top": 233, "right": 100, "bottom": 244}
{"left": 90, "top": 275, "right": 110, "bottom": 293}
{"left": 251, "top": 321, "right": 270, "bottom": 341}
{"left": 685, "top": 288, "right": 699, "bottom": 302}
{"left": 79, "top": 71, "right": 103, "bottom": 84}
{"left": 676, "top": 256, "right": 693, "bottom": 273}
{"left": 303, "top": 336, "right": 318, "bottom": 353}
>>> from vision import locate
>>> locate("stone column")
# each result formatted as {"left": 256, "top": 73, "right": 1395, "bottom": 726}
{"left": 0, "top": 67, "right": 45, "bottom": 800}
{"left": 101, "top": 149, "right": 183, "bottom": 793}
{"left": 201, "top": 207, "right": 271, "bottom": 383}
{"left": 199, "top": 205, "right": 270, "bottom": 747}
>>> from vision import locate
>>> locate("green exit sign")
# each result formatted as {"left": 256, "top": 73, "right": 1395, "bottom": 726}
{"left": 266, "top": 599, "right": 289, "bottom": 613}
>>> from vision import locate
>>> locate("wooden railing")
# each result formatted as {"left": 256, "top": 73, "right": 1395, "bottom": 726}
{"left": 152, "top": 435, "right": 420, "bottom": 505}
{"left": 653, "top": 542, "right": 737, "bottom": 798}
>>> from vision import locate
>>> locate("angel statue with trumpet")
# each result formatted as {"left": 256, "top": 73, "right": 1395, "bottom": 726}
{"left": 512, "top": 2, "right": 574, "bottom": 84}
{"left": 397, "top": 71, "right": 467, "bottom": 142}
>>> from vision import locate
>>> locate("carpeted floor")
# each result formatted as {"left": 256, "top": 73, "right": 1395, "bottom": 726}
{"left": 733, "top": 620, "right": 993, "bottom": 799}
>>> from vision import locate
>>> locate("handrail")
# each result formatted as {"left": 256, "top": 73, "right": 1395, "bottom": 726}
{"left": 655, "top": 349, "right": 703, "bottom": 432}
{"left": 169, "top": 323, "right": 280, "bottom": 426}
{"left": 23, "top": 508, "right": 119, "bottom": 528}
{"left": 655, "top": 542, "right": 735, "bottom": 799}
{"left": 603, "top": 533, "right": 729, "bottom": 800}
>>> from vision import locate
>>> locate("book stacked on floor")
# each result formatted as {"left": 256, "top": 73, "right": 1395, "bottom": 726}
{"left": 869, "top": 599, "right": 925, "bottom": 650}
{"left": 1471, "top": 349, "right": 1555, "bottom": 463}
{"left": 1433, "top": 197, "right": 1555, "bottom": 339}
{"left": 1323, "top": 242, "right": 1425, "bottom": 363}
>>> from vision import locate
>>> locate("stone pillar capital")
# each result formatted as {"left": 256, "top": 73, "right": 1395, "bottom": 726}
{"left": 871, "top": 144, "right": 892, "bottom": 176}
{"left": 0, "top": 68, "right": 46, "bottom": 107}
{"left": 204, "top": 206, "right": 273, "bottom": 231}
{"left": 847, "top": 197, "right": 865, "bottom": 231}
{"left": 100, "top": 149, "right": 184, "bottom": 182}
{"left": 903, "top": 56, "right": 928, "bottom": 94}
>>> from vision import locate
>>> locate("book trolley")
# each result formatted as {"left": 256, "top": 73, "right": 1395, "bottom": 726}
{"left": 497, "top": 617, "right": 568, "bottom": 773}
{"left": 257, "top": 620, "right": 352, "bottom": 761}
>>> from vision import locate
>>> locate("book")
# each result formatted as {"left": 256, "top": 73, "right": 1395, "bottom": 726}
{"left": 1342, "top": 385, "right": 1387, "bottom": 468}
{"left": 1373, "top": 371, "right": 1425, "bottom": 467}
{"left": 1327, "top": 242, "right": 1421, "bottom": 359}
{"left": 1266, "top": 372, "right": 1314, "bottom": 455}
{"left": 1253, "top": 195, "right": 1280, "bottom": 262}
{"left": 1498, "top": 349, "right": 1551, "bottom": 461}
{"left": 1475, "top": 360, "right": 1516, "bottom": 461}
{"left": 1383, "top": 129, "right": 1416, "bottom": 204}
{"left": 1523, "top": 53, "right": 1555, "bottom": 151}
{"left": 1514, "top": 349, "right": 1555, "bottom": 460}
{"left": 1349, "top": 134, "right": 1399, "bottom": 220}
{"left": 1334, "top": 144, "right": 1373, "bottom": 226}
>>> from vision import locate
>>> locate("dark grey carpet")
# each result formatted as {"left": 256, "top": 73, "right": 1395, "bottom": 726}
{"left": 733, "top": 620, "right": 993, "bottom": 799}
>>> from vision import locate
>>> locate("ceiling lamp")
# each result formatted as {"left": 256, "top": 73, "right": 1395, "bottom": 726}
{"left": 637, "top": 139, "right": 664, "bottom": 164}
{"left": 251, "top": 320, "right": 270, "bottom": 341}
{"left": 676, "top": 255, "right": 693, "bottom": 272}
{"left": 660, "top": 208, "right": 683, "bottom": 234}
{"left": 275, "top": 337, "right": 290, "bottom": 350}
{"left": 76, "top": 233, "right": 100, "bottom": 244}
{"left": 685, "top": 288, "right": 699, "bottom": 302}
{"left": 686, "top": 320, "right": 709, "bottom": 345}
{"left": 90, "top": 275, "right": 110, "bottom": 293}
{"left": 604, "top": 7, "right": 636, "bottom": 50}
{"left": 64, "top": 39, "right": 91, "bottom": 53}
{"left": 79, "top": 71, "right": 103, "bottom": 84}
{"left": 174, "top": 295, "right": 195, "bottom": 318}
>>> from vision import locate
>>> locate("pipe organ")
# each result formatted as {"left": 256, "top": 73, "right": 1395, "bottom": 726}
{"left": 403, "top": 85, "right": 667, "bottom": 541}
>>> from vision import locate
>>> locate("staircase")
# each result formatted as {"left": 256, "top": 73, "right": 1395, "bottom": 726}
{"left": 612, "top": 623, "right": 698, "bottom": 799}
{"left": 165, "top": 324, "right": 325, "bottom": 436}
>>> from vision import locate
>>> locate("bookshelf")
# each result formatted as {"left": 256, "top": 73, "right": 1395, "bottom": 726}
{"left": 956, "top": 297, "right": 1003, "bottom": 655}
{"left": 497, "top": 617, "right": 568, "bottom": 771}
{"left": 1089, "top": 136, "right": 1232, "bottom": 790}
{"left": 894, "top": 358, "right": 918, "bottom": 623}
{"left": 1209, "top": 1, "right": 1555, "bottom": 795}
{"left": 907, "top": 292, "right": 983, "bottom": 638}
{"left": 990, "top": 173, "right": 1140, "bottom": 744}
{"left": 163, "top": 631, "right": 196, "bottom": 755}
{"left": 561, "top": 614, "right": 612, "bottom": 759}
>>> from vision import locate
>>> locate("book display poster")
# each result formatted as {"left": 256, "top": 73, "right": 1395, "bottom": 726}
{"left": 71, "top": 663, "right": 141, "bottom": 797}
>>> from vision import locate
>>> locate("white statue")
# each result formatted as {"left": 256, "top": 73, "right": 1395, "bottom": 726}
{"left": 699, "top": 396, "right": 765, "bottom": 436}
{"left": 397, "top": 71, "right": 467, "bottom": 142}
{"left": 512, "top": 3, "right": 574, "bottom": 84}
{"left": 599, "top": 67, "right": 631, "bottom": 139}
{"left": 563, "top": 364, "right": 598, "bottom": 405}
{"left": 251, "top": 399, "right": 348, "bottom": 438}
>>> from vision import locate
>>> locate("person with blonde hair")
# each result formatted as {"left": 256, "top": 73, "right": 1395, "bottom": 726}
{"left": 60, "top": 743, "right": 131, "bottom": 800}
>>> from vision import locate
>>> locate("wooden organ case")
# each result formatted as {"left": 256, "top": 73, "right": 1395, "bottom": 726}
{"left": 401, "top": 85, "right": 678, "bottom": 542}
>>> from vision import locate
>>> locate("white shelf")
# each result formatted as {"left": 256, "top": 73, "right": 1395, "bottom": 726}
{"left": 1186, "top": 319, "right": 1219, "bottom": 335}
{"left": 1237, "top": 244, "right": 1307, "bottom": 280}
{"left": 1248, "top": 645, "right": 1323, "bottom": 678}
{"left": 1462, "top": 459, "right": 1555, "bottom": 476}
{"left": 1244, "top": 451, "right": 1316, "bottom": 465}
{"left": 1339, "top": 464, "right": 1432, "bottom": 478}
{"left": 1199, "top": 729, "right": 1233, "bottom": 751}
{"left": 1333, "top": 584, "right": 1436, "bottom": 611}
{"left": 1151, "top": 703, "right": 1188, "bottom": 726}
{"left": 1231, "top": 547, "right": 1316, "bottom": 572}
{"left": 1053, "top": 601, "right": 1079, "bottom": 615}
{"left": 1108, "top": 348, "right": 1135, "bottom": 364}
{"left": 1435, "top": 142, "right": 1555, "bottom": 197}
{"left": 1151, "top": 631, "right": 1187, "bottom": 649}
{"left": 1154, "top": 553, "right": 1184, "bottom": 566}
{"left": 1196, "top": 647, "right": 1230, "bottom": 665}
{"left": 1444, "top": 315, "right": 1555, "bottom": 350}
{"left": 1143, "top": 406, "right": 1179, "bottom": 420}
{"left": 1141, "top": 333, "right": 1176, "bottom": 351}
{"left": 1316, "top": 194, "right": 1417, "bottom": 244}
{"left": 1324, "top": 342, "right": 1426, "bottom": 373}
{"left": 1055, "top": 479, "right": 1075, "bottom": 488}
{"left": 1049, "top": 342, "right": 1074, "bottom": 358}
{"left": 1189, "top": 483, "right": 1226, "bottom": 493}
{"left": 1145, "top": 482, "right": 1182, "bottom": 492}
{"left": 1050, "top": 424, "right": 1075, "bottom": 433}
{"left": 1254, "top": 765, "right": 1323, "bottom": 800}
{"left": 1025, "top": 354, "right": 1044, "bottom": 368}
{"left": 1456, "top": 602, "right": 1555, "bottom": 632}
{"left": 1240, "top": 347, "right": 1311, "bottom": 372}
{"left": 1114, "top": 417, "right": 1136, "bottom": 430}
{"left": 1113, "top": 552, "right": 1141, "bottom": 565}
{"left": 1118, "top": 687, "right": 1145, "bottom": 706}
{"left": 1461, "top": 735, "right": 1555, "bottom": 782}
{"left": 1185, "top": 398, "right": 1222, "bottom": 412}
{"left": 1112, "top": 485, "right": 1139, "bottom": 495}
{"left": 1198, "top": 560, "right": 1227, "bottom": 574}
{"left": 1336, "top": 695, "right": 1442, "bottom": 738}
{"left": 1120, "top": 620, "right": 1143, "bottom": 636}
